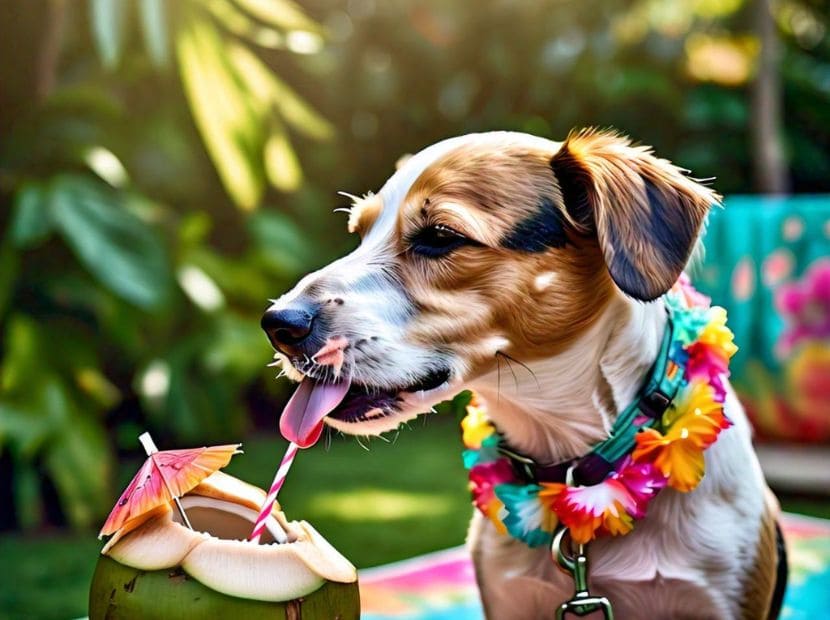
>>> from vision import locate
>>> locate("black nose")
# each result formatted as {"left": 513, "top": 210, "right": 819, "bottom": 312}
{"left": 261, "top": 304, "right": 315, "bottom": 351}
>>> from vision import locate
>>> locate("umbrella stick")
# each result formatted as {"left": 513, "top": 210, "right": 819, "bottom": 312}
{"left": 139, "top": 432, "right": 194, "bottom": 530}
{"left": 172, "top": 496, "right": 193, "bottom": 530}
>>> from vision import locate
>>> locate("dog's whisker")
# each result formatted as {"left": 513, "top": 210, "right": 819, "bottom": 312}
{"left": 496, "top": 351, "right": 521, "bottom": 393}
{"left": 506, "top": 351, "right": 540, "bottom": 390}
{"left": 495, "top": 352, "right": 503, "bottom": 405}
{"left": 336, "top": 190, "right": 361, "bottom": 202}
{"left": 355, "top": 436, "right": 371, "bottom": 451}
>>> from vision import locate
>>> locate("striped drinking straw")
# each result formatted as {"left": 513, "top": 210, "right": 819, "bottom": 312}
{"left": 249, "top": 441, "right": 300, "bottom": 544}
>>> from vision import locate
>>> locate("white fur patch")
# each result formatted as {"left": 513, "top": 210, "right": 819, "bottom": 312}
{"left": 533, "top": 271, "right": 557, "bottom": 291}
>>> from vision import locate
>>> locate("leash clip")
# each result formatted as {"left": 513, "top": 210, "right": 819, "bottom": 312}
{"left": 552, "top": 528, "right": 614, "bottom": 620}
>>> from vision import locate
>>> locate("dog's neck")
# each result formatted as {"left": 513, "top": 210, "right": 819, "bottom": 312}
{"left": 470, "top": 295, "right": 667, "bottom": 464}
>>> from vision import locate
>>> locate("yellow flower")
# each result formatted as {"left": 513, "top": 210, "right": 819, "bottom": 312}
{"left": 634, "top": 430, "right": 706, "bottom": 492}
{"left": 634, "top": 381, "right": 730, "bottom": 492}
{"left": 698, "top": 307, "right": 738, "bottom": 359}
{"left": 462, "top": 402, "right": 495, "bottom": 449}
{"left": 661, "top": 380, "right": 723, "bottom": 428}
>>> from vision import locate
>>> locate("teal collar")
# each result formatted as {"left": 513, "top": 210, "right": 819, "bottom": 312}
{"left": 497, "top": 307, "right": 684, "bottom": 486}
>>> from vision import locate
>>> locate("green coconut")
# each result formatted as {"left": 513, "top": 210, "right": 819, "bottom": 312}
{"left": 89, "top": 472, "right": 360, "bottom": 619}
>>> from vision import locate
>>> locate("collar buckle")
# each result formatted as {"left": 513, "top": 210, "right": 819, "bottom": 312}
{"left": 639, "top": 389, "right": 672, "bottom": 419}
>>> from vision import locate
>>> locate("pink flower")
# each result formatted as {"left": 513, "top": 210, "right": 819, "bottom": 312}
{"left": 469, "top": 460, "right": 514, "bottom": 533}
{"left": 552, "top": 459, "right": 666, "bottom": 543}
{"left": 613, "top": 458, "right": 667, "bottom": 518}
{"left": 775, "top": 259, "right": 830, "bottom": 354}
{"left": 554, "top": 479, "right": 634, "bottom": 543}
{"left": 685, "top": 341, "right": 730, "bottom": 401}
{"left": 673, "top": 273, "right": 711, "bottom": 309}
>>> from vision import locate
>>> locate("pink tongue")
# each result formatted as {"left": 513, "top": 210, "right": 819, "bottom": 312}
{"left": 279, "top": 379, "right": 350, "bottom": 448}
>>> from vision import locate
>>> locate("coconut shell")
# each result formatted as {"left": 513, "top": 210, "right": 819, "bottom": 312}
{"left": 94, "top": 471, "right": 358, "bottom": 612}
{"left": 89, "top": 555, "right": 360, "bottom": 620}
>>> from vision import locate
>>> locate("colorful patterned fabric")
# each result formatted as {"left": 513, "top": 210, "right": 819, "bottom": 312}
{"left": 462, "top": 277, "right": 737, "bottom": 546}
{"left": 359, "top": 513, "right": 830, "bottom": 620}
{"left": 696, "top": 196, "right": 830, "bottom": 442}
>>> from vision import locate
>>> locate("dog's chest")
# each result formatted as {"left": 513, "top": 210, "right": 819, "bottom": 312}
{"left": 473, "top": 508, "right": 738, "bottom": 619}
{"left": 470, "top": 401, "right": 768, "bottom": 619}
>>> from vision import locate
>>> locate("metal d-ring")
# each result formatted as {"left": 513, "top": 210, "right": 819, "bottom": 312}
{"left": 552, "top": 528, "right": 614, "bottom": 620}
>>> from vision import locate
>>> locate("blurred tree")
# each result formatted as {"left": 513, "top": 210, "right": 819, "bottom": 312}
{"left": 86, "top": 0, "right": 333, "bottom": 208}
{"left": 751, "top": 0, "right": 789, "bottom": 192}
{"left": 298, "top": 0, "right": 829, "bottom": 194}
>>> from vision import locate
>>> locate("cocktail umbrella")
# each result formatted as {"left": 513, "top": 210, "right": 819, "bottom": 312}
{"left": 99, "top": 432, "right": 242, "bottom": 538}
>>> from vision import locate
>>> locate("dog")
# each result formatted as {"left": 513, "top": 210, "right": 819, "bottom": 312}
{"left": 262, "top": 129, "right": 785, "bottom": 619}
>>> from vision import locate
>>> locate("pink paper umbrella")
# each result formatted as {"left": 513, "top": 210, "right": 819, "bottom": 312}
{"left": 99, "top": 432, "right": 242, "bottom": 538}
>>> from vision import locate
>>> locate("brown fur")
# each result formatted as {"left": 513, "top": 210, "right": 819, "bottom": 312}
{"left": 396, "top": 140, "right": 616, "bottom": 377}
{"left": 347, "top": 193, "right": 383, "bottom": 235}
{"left": 382, "top": 129, "right": 723, "bottom": 382}
{"left": 739, "top": 491, "right": 782, "bottom": 620}
{"left": 551, "top": 129, "right": 720, "bottom": 301}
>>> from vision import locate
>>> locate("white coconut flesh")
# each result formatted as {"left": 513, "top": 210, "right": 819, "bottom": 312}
{"left": 101, "top": 475, "right": 357, "bottom": 603}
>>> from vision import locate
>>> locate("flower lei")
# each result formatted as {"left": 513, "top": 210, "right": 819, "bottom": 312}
{"left": 462, "top": 276, "right": 738, "bottom": 547}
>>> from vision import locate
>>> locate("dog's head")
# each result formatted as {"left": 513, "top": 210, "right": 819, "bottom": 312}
{"left": 262, "top": 129, "right": 719, "bottom": 442}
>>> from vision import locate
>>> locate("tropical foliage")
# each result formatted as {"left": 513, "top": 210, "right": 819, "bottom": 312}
{"left": 0, "top": 0, "right": 339, "bottom": 530}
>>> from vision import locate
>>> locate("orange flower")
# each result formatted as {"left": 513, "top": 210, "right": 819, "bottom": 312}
{"left": 481, "top": 496, "right": 507, "bottom": 534}
{"left": 538, "top": 482, "right": 567, "bottom": 506}
{"left": 633, "top": 381, "right": 731, "bottom": 492}
{"left": 602, "top": 501, "right": 635, "bottom": 537}
{"left": 568, "top": 515, "right": 604, "bottom": 544}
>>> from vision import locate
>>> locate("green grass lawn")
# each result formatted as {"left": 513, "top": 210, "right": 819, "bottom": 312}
{"left": 225, "top": 417, "right": 473, "bottom": 568}
{"left": 2, "top": 415, "right": 829, "bottom": 620}
{"left": 0, "top": 416, "right": 471, "bottom": 620}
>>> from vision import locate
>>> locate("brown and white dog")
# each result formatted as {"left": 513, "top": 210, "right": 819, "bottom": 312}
{"left": 262, "top": 129, "right": 784, "bottom": 619}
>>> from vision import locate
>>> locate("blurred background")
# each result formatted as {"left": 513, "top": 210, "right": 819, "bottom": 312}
{"left": 0, "top": 0, "right": 829, "bottom": 617}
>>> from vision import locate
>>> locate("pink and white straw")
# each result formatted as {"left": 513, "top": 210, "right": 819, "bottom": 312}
{"left": 249, "top": 441, "right": 300, "bottom": 544}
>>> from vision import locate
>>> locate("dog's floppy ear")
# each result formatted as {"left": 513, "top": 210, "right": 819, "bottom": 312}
{"left": 550, "top": 128, "right": 720, "bottom": 301}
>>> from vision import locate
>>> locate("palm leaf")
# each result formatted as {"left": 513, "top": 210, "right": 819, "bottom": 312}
{"left": 232, "top": 0, "right": 322, "bottom": 34}
{"left": 177, "top": 18, "right": 266, "bottom": 209}
{"left": 89, "top": 0, "right": 128, "bottom": 68}
{"left": 139, "top": 0, "right": 170, "bottom": 66}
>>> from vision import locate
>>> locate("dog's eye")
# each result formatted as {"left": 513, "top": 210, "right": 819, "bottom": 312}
{"left": 408, "top": 224, "right": 476, "bottom": 258}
